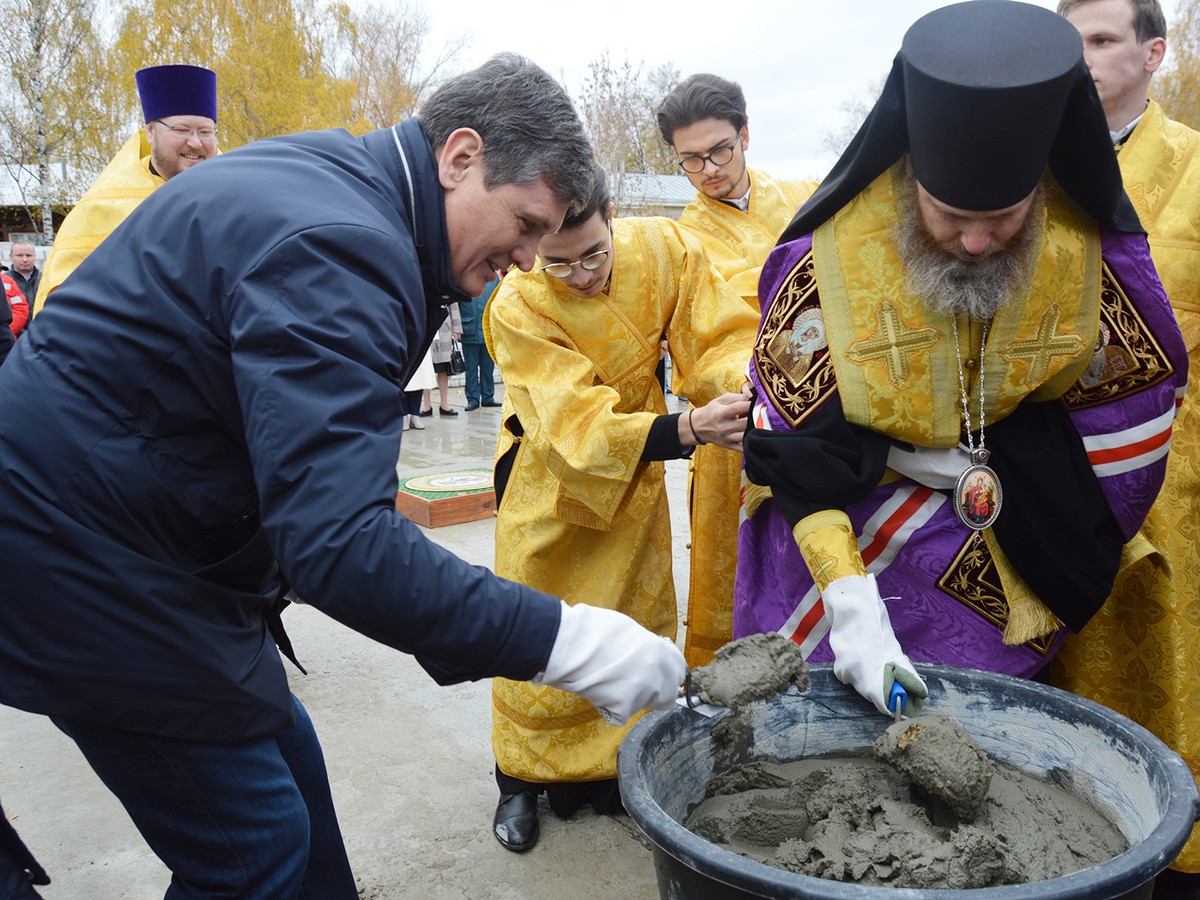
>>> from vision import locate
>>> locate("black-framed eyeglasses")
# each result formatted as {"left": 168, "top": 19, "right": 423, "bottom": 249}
{"left": 153, "top": 120, "right": 218, "bottom": 141}
{"left": 539, "top": 248, "right": 611, "bottom": 279}
{"left": 676, "top": 137, "right": 739, "bottom": 174}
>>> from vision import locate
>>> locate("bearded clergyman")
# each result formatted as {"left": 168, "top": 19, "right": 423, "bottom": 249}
{"left": 734, "top": 0, "right": 1188, "bottom": 718}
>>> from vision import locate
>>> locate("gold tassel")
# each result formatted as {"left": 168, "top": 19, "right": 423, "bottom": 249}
{"left": 982, "top": 530, "right": 1065, "bottom": 645}
{"left": 741, "top": 480, "right": 773, "bottom": 519}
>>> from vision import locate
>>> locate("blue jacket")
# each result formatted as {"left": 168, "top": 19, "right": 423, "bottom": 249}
{"left": 0, "top": 121, "right": 560, "bottom": 741}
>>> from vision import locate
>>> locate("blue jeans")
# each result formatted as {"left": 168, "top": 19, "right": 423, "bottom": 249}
{"left": 52, "top": 694, "right": 357, "bottom": 899}
{"left": 463, "top": 342, "right": 495, "bottom": 405}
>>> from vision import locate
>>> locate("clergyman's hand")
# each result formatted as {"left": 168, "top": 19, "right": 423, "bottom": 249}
{"left": 689, "top": 392, "right": 751, "bottom": 451}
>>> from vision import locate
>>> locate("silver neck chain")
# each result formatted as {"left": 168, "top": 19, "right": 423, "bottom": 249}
{"left": 951, "top": 317, "right": 989, "bottom": 455}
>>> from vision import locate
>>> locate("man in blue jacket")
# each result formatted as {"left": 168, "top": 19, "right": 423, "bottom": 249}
{"left": 460, "top": 276, "right": 501, "bottom": 410}
{"left": 0, "top": 53, "right": 687, "bottom": 899}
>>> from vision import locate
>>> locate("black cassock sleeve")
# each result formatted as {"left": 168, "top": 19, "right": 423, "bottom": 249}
{"left": 743, "top": 392, "right": 891, "bottom": 528}
{"left": 743, "top": 389, "right": 1122, "bottom": 631}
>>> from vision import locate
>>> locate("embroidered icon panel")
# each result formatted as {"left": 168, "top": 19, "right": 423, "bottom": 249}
{"left": 937, "top": 535, "right": 1054, "bottom": 655}
{"left": 755, "top": 251, "right": 837, "bottom": 428}
{"left": 1063, "top": 261, "right": 1175, "bottom": 409}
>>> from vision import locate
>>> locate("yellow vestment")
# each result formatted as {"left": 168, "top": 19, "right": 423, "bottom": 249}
{"left": 34, "top": 132, "right": 164, "bottom": 314}
{"left": 1049, "top": 100, "right": 1200, "bottom": 872}
{"left": 488, "top": 217, "right": 756, "bottom": 784}
{"left": 675, "top": 169, "right": 817, "bottom": 666}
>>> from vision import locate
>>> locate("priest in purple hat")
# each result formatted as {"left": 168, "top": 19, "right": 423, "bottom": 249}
{"left": 34, "top": 64, "right": 218, "bottom": 314}
{"left": 735, "top": 0, "right": 1188, "bottom": 718}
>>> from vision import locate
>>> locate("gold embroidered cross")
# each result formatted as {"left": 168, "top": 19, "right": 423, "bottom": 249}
{"left": 846, "top": 300, "right": 941, "bottom": 387}
{"left": 799, "top": 544, "right": 842, "bottom": 592}
{"left": 1000, "top": 304, "right": 1088, "bottom": 387}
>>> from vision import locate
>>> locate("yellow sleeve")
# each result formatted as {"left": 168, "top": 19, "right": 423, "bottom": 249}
{"left": 663, "top": 223, "right": 759, "bottom": 404}
{"left": 488, "top": 278, "right": 655, "bottom": 530}
{"left": 792, "top": 510, "right": 867, "bottom": 591}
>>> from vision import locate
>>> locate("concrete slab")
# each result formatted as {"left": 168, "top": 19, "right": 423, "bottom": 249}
{"left": 1, "top": 385, "right": 696, "bottom": 899}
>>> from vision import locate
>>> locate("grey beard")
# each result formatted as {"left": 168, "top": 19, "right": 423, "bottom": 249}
{"left": 893, "top": 182, "right": 1044, "bottom": 322}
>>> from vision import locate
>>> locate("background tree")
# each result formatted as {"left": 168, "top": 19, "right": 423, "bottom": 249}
{"left": 1155, "top": 0, "right": 1200, "bottom": 129}
{"left": 821, "top": 77, "right": 885, "bottom": 160}
{"left": 0, "top": 0, "right": 112, "bottom": 242}
{"left": 107, "top": 0, "right": 357, "bottom": 149}
{"left": 327, "top": 1, "right": 463, "bottom": 129}
{"left": 576, "top": 53, "right": 679, "bottom": 215}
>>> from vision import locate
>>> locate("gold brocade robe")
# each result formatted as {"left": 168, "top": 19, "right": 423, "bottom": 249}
{"left": 488, "top": 217, "right": 756, "bottom": 783}
{"left": 34, "top": 133, "right": 164, "bottom": 314}
{"left": 676, "top": 169, "right": 817, "bottom": 666}
{"left": 1049, "top": 101, "right": 1200, "bottom": 872}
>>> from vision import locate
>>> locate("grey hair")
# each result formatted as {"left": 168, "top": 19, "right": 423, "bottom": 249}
{"left": 418, "top": 53, "right": 595, "bottom": 211}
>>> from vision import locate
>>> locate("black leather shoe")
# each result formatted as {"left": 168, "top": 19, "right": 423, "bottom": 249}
{"left": 482, "top": 401, "right": 503, "bottom": 408}
{"left": 418, "top": 408, "right": 433, "bottom": 417}
{"left": 439, "top": 407, "right": 458, "bottom": 417}
{"left": 465, "top": 401, "right": 480, "bottom": 411}
{"left": 493, "top": 791, "right": 539, "bottom": 852}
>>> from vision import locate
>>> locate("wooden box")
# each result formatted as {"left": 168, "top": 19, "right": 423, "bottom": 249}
{"left": 395, "top": 469, "right": 496, "bottom": 528}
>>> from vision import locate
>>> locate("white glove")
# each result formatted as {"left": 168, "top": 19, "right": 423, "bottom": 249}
{"left": 886, "top": 443, "right": 972, "bottom": 490}
{"left": 533, "top": 601, "right": 688, "bottom": 726}
{"left": 823, "top": 573, "right": 927, "bottom": 716}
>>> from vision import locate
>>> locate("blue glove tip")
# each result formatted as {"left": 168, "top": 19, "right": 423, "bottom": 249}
{"left": 889, "top": 682, "right": 907, "bottom": 715}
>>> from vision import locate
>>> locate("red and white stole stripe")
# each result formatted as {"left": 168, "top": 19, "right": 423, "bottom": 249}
{"left": 1082, "top": 402, "right": 1178, "bottom": 478}
{"left": 780, "top": 485, "right": 946, "bottom": 656}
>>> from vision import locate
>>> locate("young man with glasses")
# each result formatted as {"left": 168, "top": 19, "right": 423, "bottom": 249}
{"left": 654, "top": 74, "right": 818, "bottom": 668}
{"left": 34, "top": 64, "right": 218, "bottom": 314}
{"left": 485, "top": 162, "right": 757, "bottom": 853}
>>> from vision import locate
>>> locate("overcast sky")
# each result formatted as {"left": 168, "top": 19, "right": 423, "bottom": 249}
{"left": 413, "top": 0, "right": 1181, "bottom": 182}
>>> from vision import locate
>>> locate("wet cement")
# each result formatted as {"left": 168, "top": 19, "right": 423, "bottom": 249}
{"left": 687, "top": 632, "right": 810, "bottom": 710}
{"left": 683, "top": 635, "right": 1128, "bottom": 888}
{"left": 873, "top": 714, "right": 992, "bottom": 821}
{"left": 686, "top": 750, "right": 1128, "bottom": 889}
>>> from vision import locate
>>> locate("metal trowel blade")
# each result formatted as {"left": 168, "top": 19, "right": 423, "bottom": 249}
{"left": 677, "top": 669, "right": 725, "bottom": 717}
{"left": 676, "top": 694, "right": 725, "bottom": 717}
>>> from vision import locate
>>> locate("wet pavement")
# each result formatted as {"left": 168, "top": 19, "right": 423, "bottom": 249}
{"left": 0, "top": 381, "right": 695, "bottom": 899}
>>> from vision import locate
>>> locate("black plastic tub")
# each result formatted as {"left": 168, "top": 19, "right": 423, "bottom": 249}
{"left": 618, "top": 663, "right": 1200, "bottom": 899}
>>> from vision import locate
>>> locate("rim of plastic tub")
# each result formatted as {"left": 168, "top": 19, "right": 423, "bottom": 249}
{"left": 618, "top": 663, "right": 1200, "bottom": 900}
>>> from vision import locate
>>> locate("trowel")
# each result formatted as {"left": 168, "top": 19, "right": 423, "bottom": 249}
{"left": 889, "top": 682, "right": 908, "bottom": 721}
{"left": 677, "top": 669, "right": 726, "bottom": 717}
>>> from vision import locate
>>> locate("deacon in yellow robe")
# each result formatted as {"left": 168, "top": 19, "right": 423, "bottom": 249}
{"left": 1049, "top": 96, "right": 1200, "bottom": 873}
{"left": 486, "top": 166, "right": 756, "bottom": 841}
{"left": 35, "top": 64, "right": 218, "bottom": 314}
{"left": 676, "top": 167, "right": 816, "bottom": 666}
{"left": 654, "top": 73, "right": 818, "bottom": 666}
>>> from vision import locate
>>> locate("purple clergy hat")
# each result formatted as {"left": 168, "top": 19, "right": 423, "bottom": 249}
{"left": 135, "top": 65, "right": 217, "bottom": 123}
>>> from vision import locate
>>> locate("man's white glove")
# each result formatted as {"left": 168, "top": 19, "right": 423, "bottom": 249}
{"left": 822, "top": 573, "right": 927, "bottom": 715}
{"left": 533, "top": 601, "right": 688, "bottom": 726}
{"left": 886, "top": 443, "right": 972, "bottom": 490}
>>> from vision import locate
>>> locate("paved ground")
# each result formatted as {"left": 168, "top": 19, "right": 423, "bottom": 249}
{"left": 1, "top": 384, "right": 696, "bottom": 899}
